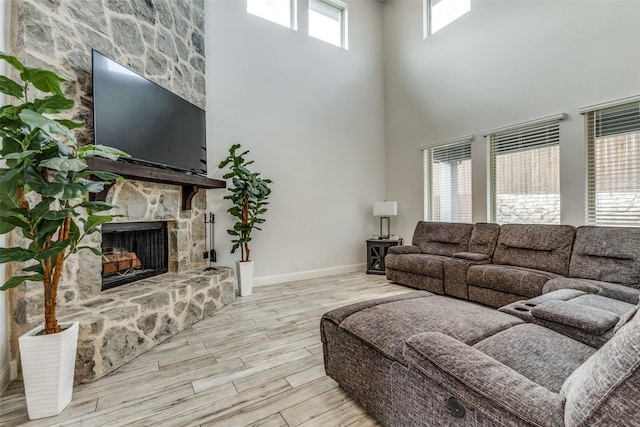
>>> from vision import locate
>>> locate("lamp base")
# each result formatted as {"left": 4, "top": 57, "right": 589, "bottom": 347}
{"left": 379, "top": 217, "right": 390, "bottom": 239}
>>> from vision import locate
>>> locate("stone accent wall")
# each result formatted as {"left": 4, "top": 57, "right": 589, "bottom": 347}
{"left": 12, "top": 0, "right": 206, "bottom": 130}
{"left": 6, "top": 0, "right": 225, "bottom": 382}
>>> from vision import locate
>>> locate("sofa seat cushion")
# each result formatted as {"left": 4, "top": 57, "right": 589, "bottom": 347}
{"left": 339, "top": 294, "right": 523, "bottom": 363}
{"left": 473, "top": 324, "right": 595, "bottom": 393}
{"left": 543, "top": 277, "right": 640, "bottom": 304}
{"left": 384, "top": 253, "right": 448, "bottom": 278}
{"left": 468, "top": 264, "right": 563, "bottom": 298}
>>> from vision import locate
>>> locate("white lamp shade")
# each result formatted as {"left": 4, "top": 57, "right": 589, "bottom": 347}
{"left": 373, "top": 201, "right": 397, "bottom": 217}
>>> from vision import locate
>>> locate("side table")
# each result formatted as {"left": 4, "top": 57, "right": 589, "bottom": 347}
{"left": 366, "top": 238, "right": 403, "bottom": 274}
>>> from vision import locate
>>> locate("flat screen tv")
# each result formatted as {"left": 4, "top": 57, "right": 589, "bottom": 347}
{"left": 92, "top": 49, "right": 206, "bottom": 175}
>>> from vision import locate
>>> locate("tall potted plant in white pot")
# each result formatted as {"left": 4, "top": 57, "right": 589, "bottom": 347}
{"left": 0, "top": 53, "right": 126, "bottom": 419}
{"left": 218, "top": 144, "right": 272, "bottom": 296}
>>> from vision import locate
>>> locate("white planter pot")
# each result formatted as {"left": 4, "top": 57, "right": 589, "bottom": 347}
{"left": 236, "top": 260, "right": 254, "bottom": 296}
{"left": 19, "top": 321, "right": 79, "bottom": 420}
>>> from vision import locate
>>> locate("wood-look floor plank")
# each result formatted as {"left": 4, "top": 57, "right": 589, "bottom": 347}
{"left": 247, "top": 413, "right": 289, "bottom": 427}
{"left": 297, "top": 400, "right": 369, "bottom": 427}
{"left": 202, "top": 377, "right": 338, "bottom": 426}
{"left": 280, "top": 387, "right": 352, "bottom": 426}
{"left": 3, "top": 273, "right": 403, "bottom": 427}
{"left": 284, "top": 363, "right": 326, "bottom": 388}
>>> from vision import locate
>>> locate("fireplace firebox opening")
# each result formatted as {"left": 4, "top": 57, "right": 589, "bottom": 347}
{"left": 101, "top": 221, "right": 169, "bottom": 290}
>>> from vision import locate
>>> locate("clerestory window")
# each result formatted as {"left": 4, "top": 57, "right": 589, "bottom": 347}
{"left": 247, "top": 0, "right": 296, "bottom": 29}
{"left": 424, "top": 0, "right": 471, "bottom": 37}
{"left": 309, "top": 0, "right": 348, "bottom": 48}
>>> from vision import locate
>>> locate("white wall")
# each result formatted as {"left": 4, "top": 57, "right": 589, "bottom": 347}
{"left": 384, "top": 0, "right": 640, "bottom": 241}
{"left": 205, "top": 0, "right": 386, "bottom": 284}
{"left": 1, "top": 0, "right": 13, "bottom": 393}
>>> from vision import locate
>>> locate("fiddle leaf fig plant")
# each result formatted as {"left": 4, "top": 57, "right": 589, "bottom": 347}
{"left": 0, "top": 52, "right": 127, "bottom": 334}
{"left": 219, "top": 143, "right": 272, "bottom": 262}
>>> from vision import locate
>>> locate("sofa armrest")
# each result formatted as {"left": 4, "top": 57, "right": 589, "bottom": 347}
{"left": 442, "top": 257, "right": 489, "bottom": 300}
{"left": 530, "top": 300, "right": 619, "bottom": 335}
{"left": 387, "top": 245, "right": 421, "bottom": 255}
{"left": 453, "top": 252, "right": 490, "bottom": 262}
{"left": 404, "top": 332, "right": 565, "bottom": 427}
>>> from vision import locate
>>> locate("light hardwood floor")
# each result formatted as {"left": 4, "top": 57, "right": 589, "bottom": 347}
{"left": 2, "top": 272, "right": 413, "bottom": 426}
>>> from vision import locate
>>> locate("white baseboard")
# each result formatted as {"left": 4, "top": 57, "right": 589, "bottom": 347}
{"left": 0, "top": 359, "right": 16, "bottom": 394}
{"left": 253, "top": 263, "right": 365, "bottom": 287}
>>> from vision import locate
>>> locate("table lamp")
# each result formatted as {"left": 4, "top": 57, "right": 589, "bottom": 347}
{"left": 373, "top": 201, "right": 397, "bottom": 239}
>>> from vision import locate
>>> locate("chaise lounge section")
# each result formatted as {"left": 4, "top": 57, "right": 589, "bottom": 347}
{"left": 321, "top": 291, "right": 640, "bottom": 426}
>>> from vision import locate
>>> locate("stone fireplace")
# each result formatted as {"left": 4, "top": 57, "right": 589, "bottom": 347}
{"left": 9, "top": 179, "right": 235, "bottom": 383}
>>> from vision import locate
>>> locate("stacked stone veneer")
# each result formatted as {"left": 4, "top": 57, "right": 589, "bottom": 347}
{"left": 65, "top": 267, "right": 235, "bottom": 383}
{"left": 11, "top": 181, "right": 236, "bottom": 383}
{"left": 12, "top": 0, "right": 206, "bottom": 126}
{"left": 7, "top": 0, "right": 236, "bottom": 383}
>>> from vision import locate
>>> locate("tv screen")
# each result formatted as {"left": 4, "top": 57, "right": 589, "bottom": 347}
{"left": 92, "top": 50, "right": 206, "bottom": 175}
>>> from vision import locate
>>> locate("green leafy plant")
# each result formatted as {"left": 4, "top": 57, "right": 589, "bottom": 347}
{"left": 218, "top": 144, "right": 272, "bottom": 262}
{"left": 0, "top": 53, "right": 127, "bottom": 334}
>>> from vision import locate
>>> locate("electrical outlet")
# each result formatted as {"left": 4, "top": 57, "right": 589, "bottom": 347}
{"left": 294, "top": 262, "right": 300, "bottom": 272}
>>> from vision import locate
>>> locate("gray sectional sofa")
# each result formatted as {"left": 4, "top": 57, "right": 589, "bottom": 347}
{"left": 385, "top": 221, "right": 640, "bottom": 307}
{"left": 321, "top": 221, "right": 640, "bottom": 426}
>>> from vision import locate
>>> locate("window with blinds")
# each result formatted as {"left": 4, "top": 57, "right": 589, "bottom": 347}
{"left": 423, "top": 139, "right": 472, "bottom": 223}
{"left": 585, "top": 101, "right": 640, "bottom": 226}
{"left": 488, "top": 119, "right": 561, "bottom": 224}
{"left": 309, "top": 0, "right": 348, "bottom": 48}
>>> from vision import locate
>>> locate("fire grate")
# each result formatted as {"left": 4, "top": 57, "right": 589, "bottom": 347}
{"left": 101, "top": 221, "right": 168, "bottom": 290}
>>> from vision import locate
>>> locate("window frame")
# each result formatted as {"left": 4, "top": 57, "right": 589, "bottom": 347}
{"left": 423, "top": 135, "right": 474, "bottom": 223}
{"left": 581, "top": 96, "right": 640, "bottom": 226}
{"left": 423, "top": 0, "right": 471, "bottom": 38}
{"left": 308, "top": 0, "right": 348, "bottom": 49}
{"left": 486, "top": 114, "right": 566, "bottom": 224}
{"left": 247, "top": 0, "right": 297, "bottom": 30}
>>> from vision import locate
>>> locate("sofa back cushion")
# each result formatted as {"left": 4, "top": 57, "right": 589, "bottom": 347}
{"left": 412, "top": 222, "right": 473, "bottom": 257}
{"left": 468, "top": 223, "right": 501, "bottom": 256}
{"left": 561, "top": 306, "right": 640, "bottom": 426}
{"left": 492, "top": 224, "right": 575, "bottom": 275}
{"left": 569, "top": 226, "right": 640, "bottom": 286}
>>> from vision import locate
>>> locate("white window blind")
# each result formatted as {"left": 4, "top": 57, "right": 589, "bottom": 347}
{"left": 585, "top": 101, "right": 640, "bottom": 226}
{"left": 423, "top": 139, "right": 472, "bottom": 223}
{"left": 488, "top": 118, "right": 561, "bottom": 224}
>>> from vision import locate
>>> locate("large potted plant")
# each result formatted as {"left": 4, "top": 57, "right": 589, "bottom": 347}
{"left": 0, "top": 53, "right": 126, "bottom": 419}
{"left": 218, "top": 143, "right": 272, "bottom": 296}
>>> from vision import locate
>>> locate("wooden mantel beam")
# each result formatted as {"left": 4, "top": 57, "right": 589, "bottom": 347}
{"left": 86, "top": 157, "right": 226, "bottom": 210}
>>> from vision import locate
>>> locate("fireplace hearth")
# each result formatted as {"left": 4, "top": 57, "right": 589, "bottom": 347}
{"left": 101, "top": 221, "right": 169, "bottom": 290}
